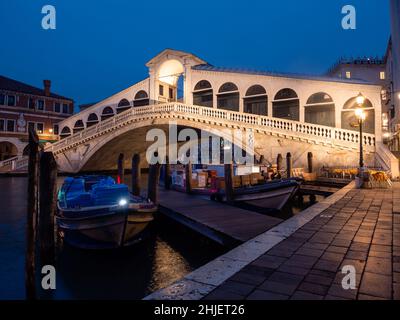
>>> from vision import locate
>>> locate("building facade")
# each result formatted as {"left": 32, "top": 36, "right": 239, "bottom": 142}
{"left": 383, "top": 0, "right": 400, "bottom": 150}
{"left": 0, "top": 76, "right": 74, "bottom": 160}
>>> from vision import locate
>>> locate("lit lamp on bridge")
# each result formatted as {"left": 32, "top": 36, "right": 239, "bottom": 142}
{"left": 355, "top": 93, "right": 366, "bottom": 187}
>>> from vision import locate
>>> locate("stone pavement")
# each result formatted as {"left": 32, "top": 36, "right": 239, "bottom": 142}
{"left": 203, "top": 183, "right": 400, "bottom": 300}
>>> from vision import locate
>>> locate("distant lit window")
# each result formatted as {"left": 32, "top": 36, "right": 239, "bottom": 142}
{"left": 345, "top": 71, "right": 351, "bottom": 79}
{"left": 380, "top": 71, "right": 386, "bottom": 80}
{"left": 54, "top": 102, "right": 61, "bottom": 113}
{"left": 0, "top": 119, "right": 4, "bottom": 131}
{"left": 0, "top": 94, "right": 5, "bottom": 105}
{"left": 7, "top": 95, "right": 16, "bottom": 106}
{"left": 53, "top": 124, "right": 59, "bottom": 135}
{"left": 62, "top": 103, "right": 69, "bottom": 113}
{"left": 6, "top": 119, "right": 15, "bottom": 132}
{"left": 159, "top": 85, "right": 164, "bottom": 96}
{"left": 382, "top": 113, "right": 389, "bottom": 130}
{"left": 37, "top": 100, "right": 45, "bottom": 111}
{"left": 36, "top": 123, "right": 44, "bottom": 134}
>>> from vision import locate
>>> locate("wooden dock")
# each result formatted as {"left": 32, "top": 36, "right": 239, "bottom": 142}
{"left": 157, "top": 189, "right": 282, "bottom": 247}
{"left": 300, "top": 184, "right": 341, "bottom": 195}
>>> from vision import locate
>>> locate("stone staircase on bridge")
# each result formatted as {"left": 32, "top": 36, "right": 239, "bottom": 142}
{"left": 0, "top": 156, "right": 28, "bottom": 173}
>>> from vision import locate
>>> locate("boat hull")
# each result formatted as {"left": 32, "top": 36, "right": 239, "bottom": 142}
{"left": 232, "top": 185, "right": 298, "bottom": 210}
{"left": 56, "top": 209, "right": 154, "bottom": 249}
{"left": 217, "top": 180, "right": 299, "bottom": 210}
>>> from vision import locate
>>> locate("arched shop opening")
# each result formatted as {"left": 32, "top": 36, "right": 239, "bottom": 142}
{"left": 305, "top": 92, "right": 335, "bottom": 127}
{"left": 86, "top": 113, "right": 99, "bottom": 127}
{"left": 243, "top": 85, "right": 268, "bottom": 115}
{"left": 116, "top": 99, "right": 131, "bottom": 114}
{"left": 217, "top": 82, "right": 239, "bottom": 112}
{"left": 101, "top": 106, "right": 115, "bottom": 121}
{"left": 193, "top": 80, "right": 213, "bottom": 108}
{"left": 341, "top": 96, "right": 375, "bottom": 134}
{"left": 272, "top": 88, "right": 300, "bottom": 121}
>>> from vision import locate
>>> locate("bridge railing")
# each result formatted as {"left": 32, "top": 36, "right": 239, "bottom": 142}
{"left": 0, "top": 155, "right": 19, "bottom": 168}
{"left": 0, "top": 156, "right": 28, "bottom": 171}
{"left": 47, "top": 102, "right": 376, "bottom": 154}
{"left": 173, "top": 102, "right": 376, "bottom": 149}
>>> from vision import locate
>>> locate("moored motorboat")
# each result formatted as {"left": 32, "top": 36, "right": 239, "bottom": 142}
{"left": 56, "top": 175, "right": 157, "bottom": 249}
{"left": 161, "top": 164, "right": 300, "bottom": 210}
{"left": 212, "top": 179, "right": 300, "bottom": 210}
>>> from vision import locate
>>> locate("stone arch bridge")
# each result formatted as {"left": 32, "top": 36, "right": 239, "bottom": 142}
{"left": 43, "top": 102, "right": 398, "bottom": 177}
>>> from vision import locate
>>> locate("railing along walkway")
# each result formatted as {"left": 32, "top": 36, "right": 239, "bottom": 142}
{"left": 46, "top": 103, "right": 376, "bottom": 154}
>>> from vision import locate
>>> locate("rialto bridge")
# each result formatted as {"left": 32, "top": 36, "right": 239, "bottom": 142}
{"left": 41, "top": 49, "right": 398, "bottom": 176}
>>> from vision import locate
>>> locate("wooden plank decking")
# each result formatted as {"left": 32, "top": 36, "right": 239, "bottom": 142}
{"left": 300, "top": 184, "right": 341, "bottom": 195}
{"left": 157, "top": 189, "right": 282, "bottom": 247}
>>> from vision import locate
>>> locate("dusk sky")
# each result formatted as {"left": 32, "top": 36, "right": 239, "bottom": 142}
{"left": 0, "top": 0, "right": 391, "bottom": 107}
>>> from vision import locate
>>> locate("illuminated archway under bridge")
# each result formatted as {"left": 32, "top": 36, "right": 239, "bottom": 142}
{"left": 78, "top": 124, "right": 256, "bottom": 172}
{"left": 43, "top": 103, "right": 392, "bottom": 175}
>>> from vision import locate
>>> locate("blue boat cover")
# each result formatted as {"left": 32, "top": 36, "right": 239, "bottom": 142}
{"left": 92, "top": 184, "right": 130, "bottom": 206}
{"left": 60, "top": 176, "right": 130, "bottom": 208}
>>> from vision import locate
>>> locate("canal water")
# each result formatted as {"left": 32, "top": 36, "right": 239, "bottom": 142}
{"left": 0, "top": 174, "right": 325, "bottom": 300}
{"left": 0, "top": 176, "right": 226, "bottom": 300}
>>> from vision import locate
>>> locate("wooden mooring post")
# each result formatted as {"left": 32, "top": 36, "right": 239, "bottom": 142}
{"left": 117, "top": 153, "right": 124, "bottom": 184}
{"left": 185, "top": 161, "right": 192, "bottom": 194}
{"left": 307, "top": 152, "right": 313, "bottom": 174}
{"left": 39, "top": 152, "right": 57, "bottom": 269}
{"left": 277, "top": 154, "right": 283, "bottom": 178}
{"left": 147, "top": 163, "right": 161, "bottom": 203}
{"left": 164, "top": 156, "right": 171, "bottom": 190}
{"left": 131, "top": 153, "right": 141, "bottom": 196}
{"left": 224, "top": 163, "right": 234, "bottom": 204}
{"left": 26, "top": 129, "right": 39, "bottom": 300}
{"left": 286, "top": 152, "right": 292, "bottom": 178}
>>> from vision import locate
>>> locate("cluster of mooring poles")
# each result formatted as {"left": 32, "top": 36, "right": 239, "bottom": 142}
{"left": 115, "top": 151, "right": 314, "bottom": 206}
{"left": 116, "top": 153, "right": 161, "bottom": 204}
{"left": 26, "top": 129, "right": 57, "bottom": 300}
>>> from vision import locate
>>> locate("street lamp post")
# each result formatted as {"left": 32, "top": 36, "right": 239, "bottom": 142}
{"left": 355, "top": 93, "right": 366, "bottom": 178}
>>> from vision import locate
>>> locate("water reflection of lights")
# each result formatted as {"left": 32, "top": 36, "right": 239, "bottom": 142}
{"left": 150, "top": 237, "right": 190, "bottom": 292}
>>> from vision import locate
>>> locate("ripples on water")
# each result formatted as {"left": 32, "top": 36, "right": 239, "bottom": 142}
{"left": 0, "top": 174, "right": 325, "bottom": 299}
{"left": 0, "top": 176, "right": 225, "bottom": 300}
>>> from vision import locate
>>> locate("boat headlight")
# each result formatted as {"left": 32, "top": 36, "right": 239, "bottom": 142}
{"left": 119, "top": 199, "right": 128, "bottom": 206}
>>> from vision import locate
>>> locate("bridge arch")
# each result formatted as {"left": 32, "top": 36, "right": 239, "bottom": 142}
{"left": 341, "top": 96, "right": 375, "bottom": 134}
{"left": 101, "top": 106, "right": 115, "bottom": 121}
{"left": 304, "top": 92, "right": 335, "bottom": 127}
{"left": 272, "top": 88, "right": 300, "bottom": 121}
{"left": 193, "top": 80, "right": 213, "bottom": 108}
{"left": 134, "top": 90, "right": 149, "bottom": 107}
{"left": 75, "top": 118, "right": 255, "bottom": 172}
{"left": 116, "top": 99, "right": 131, "bottom": 114}
{"left": 60, "top": 126, "right": 72, "bottom": 139}
{"left": 157, "top": 59, "right": 185, "bottom": 86}
{"left": 217, "top": 82, "right": 239, "bottom": 111}
{"left": 243, "top": 85, "right": 268, "bottom": 115}
{"left": 156, "top": 59, "right": 185, "bottom": 103}
{"left": 0, "top": 141, "right": 18, "bottom": 161}
{"left": 73, "top": 120, "right": 85, "bottom": 133}
{"left": 86, "top": 113, "right": 99, "bottom": 127}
